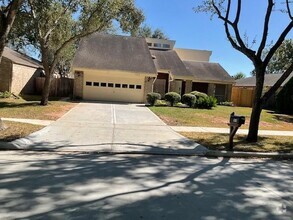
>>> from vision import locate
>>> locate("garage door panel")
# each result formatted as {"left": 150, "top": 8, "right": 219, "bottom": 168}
{"left": 83, "top": 73, "right": 145, "bottom": 103}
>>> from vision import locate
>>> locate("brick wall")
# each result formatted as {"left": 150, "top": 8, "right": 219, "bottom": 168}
{"left": 73, "top": 71, "right": 84, "bottom": 99}
{"left": 144, "top": 76, "right": 155, "bottom": 102}
{"left": 0, "top": 57, "right": 12, "bottom": 92}
{"left": 185, "top": 80, "right": 192, "bottom": 93}
{"left": 11, "top": 64, "right": 40, "bottom": 94}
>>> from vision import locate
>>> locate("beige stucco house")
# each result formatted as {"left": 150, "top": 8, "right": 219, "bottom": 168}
{"left": 0, "top": 47, "right": 42, "bottom": 95}
{"left": 72, "top": 33, "right": 234, "bottom": 103}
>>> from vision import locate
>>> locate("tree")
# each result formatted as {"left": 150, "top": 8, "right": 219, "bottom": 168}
{"left": 0, "top": 0, "right": 22, "bottom": 63}
{"left": 11, "top": 0, "right": 144, "bottom": 105}
{"left": 135, "top": 24, "right": 168, "bottom": 39}
{"left": 196, "top": 0, "right": 293, "bottom": 142}
{"left": 234, "top": 72, "right": 246, "bottom": 80}
{"left": 267, "top": 39, "right": 293, "bottom": 74}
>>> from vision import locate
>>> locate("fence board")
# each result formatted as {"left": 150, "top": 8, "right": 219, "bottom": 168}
{"left": 35, "top": 77, "right": 74, "bottom": 97}
{"left": 232, "top": 87, "right": 255, "bottom": 107}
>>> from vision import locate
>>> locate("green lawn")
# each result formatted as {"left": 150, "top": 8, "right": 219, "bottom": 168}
{"left": 182, "top": 132, "right": 293, "bottom": 153}
{"left": 0, "top": 95, "right": 77, "bottom": 120}
{"left": 149, "top": 106, "right": 293, "bottom": 131}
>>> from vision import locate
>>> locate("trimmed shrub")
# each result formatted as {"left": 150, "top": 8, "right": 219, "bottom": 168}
{"left": 195, "top": 96, "right": 217, "bottom": 109}
{"left": 146, "top": 92, "right": 161, "bottom": 106}
{"left": 164, "top": 92, "right": 181, "bottom": 107}
{"left": 182, "top": 94, "right": 197, "bottom": 107}
{"left": 190, "top": 91, "right": 208, "bottom": 99}
{"left": 154, "top": 99, "right": 168, "bottom": 106}
{"left": 276, "top": 77, "right": 293, "bottom": 114}
{"left": 0, "top": 91, "right": 11, "bottom": 99}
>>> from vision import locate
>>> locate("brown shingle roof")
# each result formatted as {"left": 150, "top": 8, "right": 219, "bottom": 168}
{"left": 183, "top": 61, "right": 234, "bottom": 83}
{"left": 235, "top": 73, "right": 293, "bottom": 87}
{"left": 3, "top": 47, "right": 42, "bottom": 68}
{"left": 73, "top": 33, "right": 157, "bottom": 75}
{"left": 150, "top": 49, "right": 191, "bottom": 77}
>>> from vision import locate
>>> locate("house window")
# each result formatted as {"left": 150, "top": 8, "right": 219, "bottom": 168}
{"left": 129, "top": 85, "right": 135, "bottom": 89}
{"left": 86, "top": 81, "right": 92, "bottom": 86}
{"left": 93, "top": 82, "right": 99, "bottom": 87}
{"left": 147, "top": 43, "right": 152, "bottom": 47}
{"left": 136, "top": 85, "right": 142, "bottom": 89}
{"left": 115, "top": 83, "right": 121, "bottom": 88}
{"left": 122, "top": 84, "right": 128, "bottom": 88}
{"left": 154, "top": 43, "right": 162, "bottom": 48}
{"left": 101, "top": 83, "right": 107, "bottom": 87}
{"left": 108, "top": 83, "right": 114, "bottom": 87}
{"left": 163, "top": 44, "right": 170, "bottom": 49}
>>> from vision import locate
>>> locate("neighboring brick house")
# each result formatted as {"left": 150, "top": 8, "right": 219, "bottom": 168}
{"left": 0, "top": 47, "right": 42, "bottom": 95}
{"left": 72, "top": 33, "right": 234, "bottom": 103}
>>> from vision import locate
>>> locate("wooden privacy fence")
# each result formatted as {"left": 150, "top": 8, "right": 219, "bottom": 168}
{"left": 36, "top": 77, "right": 74, "bottom": 97}
{"left": 231, "top": 87, "right": 255, "bottom": 107}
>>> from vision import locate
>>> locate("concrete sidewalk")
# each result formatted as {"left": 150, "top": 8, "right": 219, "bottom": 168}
{"left": 171, "top": 126, "right": 293, "bottom": 136}
{"left": 2, "top": 118, "right": 54, "bottom": 126}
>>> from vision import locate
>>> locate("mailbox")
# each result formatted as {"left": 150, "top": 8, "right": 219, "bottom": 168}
{"left": 228, "top": 112, "right": 245, "bottom": 151}
{"left": 230, "top": 113, "right": 245, "bottom": 126}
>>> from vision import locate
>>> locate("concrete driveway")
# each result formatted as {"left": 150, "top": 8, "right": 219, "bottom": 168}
{"left": 11, "top": 102, "right": 206, "bottom": 154}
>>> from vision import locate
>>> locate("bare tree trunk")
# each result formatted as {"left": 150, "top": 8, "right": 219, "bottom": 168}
{"left": 247, "top": 68, "right": 265, "bottom": 142}
{"left": 40, "top": 42, "right": 52, "bottom": 106}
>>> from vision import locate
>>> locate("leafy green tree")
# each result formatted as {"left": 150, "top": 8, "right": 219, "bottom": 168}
{"left": 135, "top": 24, "right": 168, "bottom": 39}
{"left": 0, "top": 0, "right": 22, "bottom": 62}
{"left": 10, "top": 0, "right": 144, "bottom": 105}
{"left": 196, "top": 0, "right": 293, "bottom": 142}
{"left": 234, "top": 72, "right": 246, "bottom": 80}
{"left": 136, "top": 24, "right": 152, "bottom": 38}
{"left": 267, "top": 39, "right": 293, "bottom": 74}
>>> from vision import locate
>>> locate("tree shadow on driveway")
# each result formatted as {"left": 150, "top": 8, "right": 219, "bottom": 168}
{"left": 0, "top": 153, "right": 292, "bottom": 219}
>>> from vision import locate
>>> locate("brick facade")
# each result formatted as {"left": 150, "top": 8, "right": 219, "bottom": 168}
{"left": 11, "top": 64, "right": 40, "bottom": 94}
{"left": 73, "top": 71, "right": 84, "bottom": 99}
{"left": 144, "top": 76, "right": 155, "bottom": 102}
{"left": 185, "top": 80, "right": 192, "bottom": 93}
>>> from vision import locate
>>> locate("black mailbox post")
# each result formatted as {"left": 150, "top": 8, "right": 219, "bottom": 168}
{"left": 228, "top": 112, "right": 245, "bottom": 150}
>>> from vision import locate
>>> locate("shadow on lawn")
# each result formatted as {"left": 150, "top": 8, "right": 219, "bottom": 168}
{"left": 0, "top": 153, "right": 291, "bottom": 219}
{"left": 0, "top": 101, "right": 39, "bottom": 109}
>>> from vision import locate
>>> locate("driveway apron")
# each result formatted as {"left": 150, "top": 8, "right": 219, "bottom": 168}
{"left": 11, "top": 102, "right": 206, "bottom": 154}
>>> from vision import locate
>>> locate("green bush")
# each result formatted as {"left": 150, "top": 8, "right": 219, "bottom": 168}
{"left": 154, "top": 99, "right": 168, "bottom": 106}
{"left": 146, "top": 92, "right": 161, "bottom": 106}
{"left": 195, "top": 96, "right": 217, "bottom": 109}
{"left": 182, "top": 94, "right": 196, "bottom": 107}
{"left": 276, "top": 77, "right": 293, "bottom": 114}
{"left": 190, "top": 91, "right": 208, "bottom": 99}
{"left": 164, "top": 92, "right": 181, "bottom": 107}
{"left": 0, "top": 91, "right": 11, "bottom": 99}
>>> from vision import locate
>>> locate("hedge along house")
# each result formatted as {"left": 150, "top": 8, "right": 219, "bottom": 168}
{"left": 72, "top": 33, "right": 234, "bottom": 103}
{"left": 0, "top": 47, "right": 43, "bottom": 95}
{"left": 72, "top": 33, "right": 157, "bottom": 102}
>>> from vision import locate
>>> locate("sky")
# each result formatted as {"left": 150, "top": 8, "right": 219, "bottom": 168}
{"left": 135, "top": 0, "right": 293, "bottom": 77}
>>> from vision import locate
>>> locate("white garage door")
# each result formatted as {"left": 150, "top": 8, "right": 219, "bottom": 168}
{"left": 83, "top": 72, "right": 145, "bottom": 103}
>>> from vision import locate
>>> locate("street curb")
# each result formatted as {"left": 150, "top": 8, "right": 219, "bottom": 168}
{"left": 206, "top": 150, "right": 293, "bottom": 159}
{"left": 1, "top": 141, "right": 292, "bottom": 159}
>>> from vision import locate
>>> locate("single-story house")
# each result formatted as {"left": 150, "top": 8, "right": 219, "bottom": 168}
{"left": 0, "top": 47, "right": 43, "bottom": 95}
{"left": 232, "top": 73, "right": 293, "bottom": 107}
{"left": 72, "top": 33, "right": 234, "bottom": 103}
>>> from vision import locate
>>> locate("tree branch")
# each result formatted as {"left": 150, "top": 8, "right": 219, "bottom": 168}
{"left": 264, "top": 21, "right": 293, "bottom": 66}
{"left": 286, "top": 0, "right": 292, "bottom": 20}
{"left": 257, "top": 0, "right": 274, "bottom": 57}
{"left": 43, "top": 0, "right": 76, "bottom": 40}
{"left": 261, "top": 62, "right": 293, "bottom": 103}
